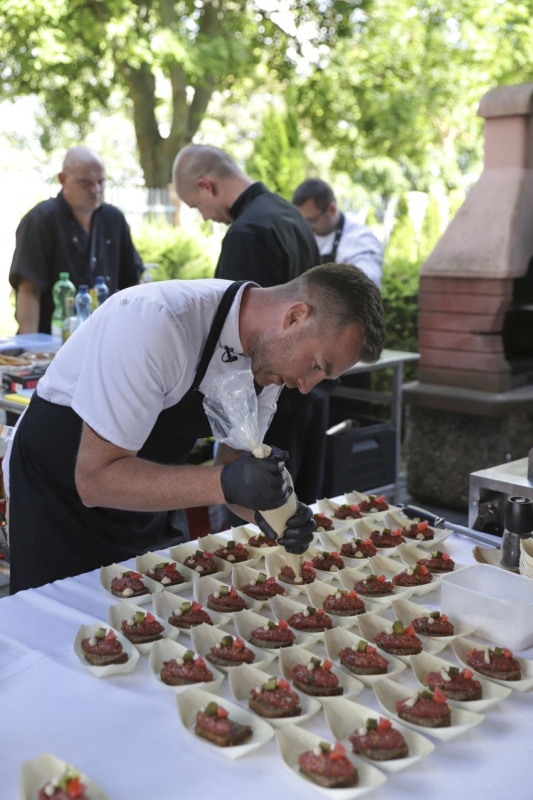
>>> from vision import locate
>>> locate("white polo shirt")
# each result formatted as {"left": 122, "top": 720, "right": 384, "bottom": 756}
{"left": 11, "top": 279, "right": 279, "bottom": 465}
{"left": 316, "top": 213, "right": 383, "bottom": 288}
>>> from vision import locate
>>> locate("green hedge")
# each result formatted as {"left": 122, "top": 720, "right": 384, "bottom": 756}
{"left": 133, "top": 221, "right": 216, "bottom": 282}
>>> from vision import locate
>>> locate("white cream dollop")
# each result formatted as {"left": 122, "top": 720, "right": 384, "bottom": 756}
{"left": 161, "top": 576, "right": 171, "bottom": 585}
{"left": 303, "top": 609, "right": 310, "bottom": 617}
{"left": 196, "top": 565, "right": 204, "bottom": 573}
{"left": 122, "top": 587, "right": 134, "bottom": 597}
{"left": 89, "top": 637, "right": 97, "bottom": 646}
{"left": 294, "top": 576, "right": 304, "bottom": 584}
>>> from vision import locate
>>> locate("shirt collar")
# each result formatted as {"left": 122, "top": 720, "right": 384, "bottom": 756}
{"left": 219, "top": 281, "right": 257, "bottom": 360}
{"left": 229, "top": 182, "right": 269, "bottom": 220}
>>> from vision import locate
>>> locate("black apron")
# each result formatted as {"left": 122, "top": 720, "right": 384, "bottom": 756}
{"left": 320, "top": 213, "right": 345, "bottom": 264}
{"left": 8, "top": 281, "right": 247, "bottom": 593}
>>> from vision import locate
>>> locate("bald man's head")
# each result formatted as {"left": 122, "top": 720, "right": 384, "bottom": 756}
{"left": 173, "top": 145, "right": 252, "bottom": 224}
{"left": 59, "top": 146, "right": 106, "bottom": 217}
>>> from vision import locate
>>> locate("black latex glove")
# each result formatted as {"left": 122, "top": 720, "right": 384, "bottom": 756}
{"left": 221, "top": 447, "right": 290, "bottom": 511}
{"left": 254, "top": 502, "right": 316, "bottom": 555}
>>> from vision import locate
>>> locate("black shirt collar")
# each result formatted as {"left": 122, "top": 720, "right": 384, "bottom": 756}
{"left": 229, "top": 182, "right": 269, "bottom": 220}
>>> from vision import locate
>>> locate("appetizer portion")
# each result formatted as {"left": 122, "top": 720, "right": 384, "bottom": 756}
{"left": 145, "top": 561, "right": 186, "bottom": 586}
{"left": 417, "top": 551, "right": 455, "bottom": 573}
{"left": 392, "top": 564, "right": 433, "bottom": 588}
{"left": 161, "top": 650, "right": 214, "bottom": 686}
{"left": 311, "top": 550, "right": 345, "bottom": 572}
{"left": 288, "top": 606, "right": 333, "bottom": 633}
{"left": 168, "top": 601, "right": 213, "bottom": 629}
{"left": 239, "top": 572, "right": 285, "bottom": 600}
{"left": 38, "top": 767, "right": 88, "bottom": 800}
{"left": 247, "top": 532, "right": 277, "bottom": 549}
{"left": 426, "top": 666, "right": 483, "bottom": 701}
{"left": 291, "top": 657, "right": 343, "bottom": 696}
{"left": 374, "top": 621, "right": 423, "bottom": 656}
{"left": 323, "top": 589, "right": 366, "bottom": 617}
{"left": 81, "top": 627, "right": 128, "bottom": 666}
{"left": 110, "top": 570, "right": 149, "bottom": 599}
{"left": 354, "top": 573, "right": 395, "bottom": 597}
{"left": 213, "top": 541, "right": 250, "bottom": 563}
{"left": 411, "top": 611, "right": 454, "bottom": 637}
{"left": 121, "top": 610, "right": 164, "bottom": 644}
{"left": 249, "top": 677, "right": 301, "bottom": 719}
{"left": 349, "top": 717, "right": 409, "bottom": 761}
{"left": 396, "top": 688, "right": 451, "bottom": 728}
{"left": 207, "top": 585, "right": 248, "bottom": 613}
{"left": 466, "top": 646, "right": 521, "bottom": 681}
{"left": 206, "top": 635, "right": 256, "bottom": 667}
{"left": 402, "top": 519, "right": 435, "bottom": 541}
{"left": 299, "top": 741, "right": 358, "bottom": 788}
{"left": 313, "top": 512, "right": 335, "bottom": 531}
{"left": 278, "top": 562, "right": 316, "bottom": 586}
{"left": 183, "top": 550, "right": 219, "bottom": 576}
{"left": 340, "top": 537, "right": 377, "bottom": 559}
{"left": 369, "top": 528, "right": 405, "bottom": 548}
{"left": 249, "top": 619, "right": 296, "bottom": 649}
{"left": 195, "top": 701, "right": 252, "bottom": 746}
{"left": 338, "top": 641, "right": 389, "bottom": 676}
{"left": 333, "top": 504, "right": 362, "bottom": 521}
{"left": 359, "top": 494, "right": 389, "bottom": 514}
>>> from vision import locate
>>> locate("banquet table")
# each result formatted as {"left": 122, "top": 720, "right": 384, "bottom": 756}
{"left": 1, "top": 515, "right": 532, "bottom": 800}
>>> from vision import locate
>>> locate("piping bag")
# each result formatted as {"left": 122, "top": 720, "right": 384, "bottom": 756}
{"left": 204, "top": 371, "right": 301, "bottom": 575}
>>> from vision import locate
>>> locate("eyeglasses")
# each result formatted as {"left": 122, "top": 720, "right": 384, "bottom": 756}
{"left": 304, "top": 205, "right": 330, "bottom": 225}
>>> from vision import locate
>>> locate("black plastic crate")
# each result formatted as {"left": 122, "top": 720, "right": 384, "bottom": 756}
{"left": 323, "top": 416, "right": 396, "bottom": 496}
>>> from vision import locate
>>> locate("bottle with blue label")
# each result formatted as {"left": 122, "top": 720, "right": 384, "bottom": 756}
{"left": 94, "top": 275, "right": 110, "bottom": 306}
{"left": 75, "top": 285, "right": 93, "bottom": 325}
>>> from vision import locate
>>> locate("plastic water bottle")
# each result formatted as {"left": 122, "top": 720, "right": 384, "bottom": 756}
{"left": 94, "top": 275, "right": 110, "bottom": 306}
{"left": 51, "top": 272, "right": 76, "bottom": 337}
{"left": 75, "top": 285, "right": 93, "bottom": 325}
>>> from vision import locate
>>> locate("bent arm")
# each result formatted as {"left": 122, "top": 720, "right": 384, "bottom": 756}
{"left": 16, "top": 279, "right": 41, "bottom": 333}
{"left": 75, "top": 423, "right": 226, "bottom": 511}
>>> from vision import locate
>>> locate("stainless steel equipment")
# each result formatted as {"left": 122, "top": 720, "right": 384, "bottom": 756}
{"left": 469, "top": 450, "right": 533, "bottom": 536}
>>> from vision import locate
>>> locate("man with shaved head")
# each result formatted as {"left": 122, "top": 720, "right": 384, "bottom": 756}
{"left": 9, "top": 146, "right": 142, "bottom": 334}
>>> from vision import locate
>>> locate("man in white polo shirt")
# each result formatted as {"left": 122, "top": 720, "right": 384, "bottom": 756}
{"left": 6, "top": 265, "right": 385, "bottom": 592}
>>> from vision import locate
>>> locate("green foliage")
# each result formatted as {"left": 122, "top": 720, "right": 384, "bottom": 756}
{"left": 133, "top": 222, "right": 215, "bottom": 282}
{"left": 419, "top": 195, "right": 443, "bottom": 261}
{"left": 246, "top": 105, "right": 305, "bottom": 199}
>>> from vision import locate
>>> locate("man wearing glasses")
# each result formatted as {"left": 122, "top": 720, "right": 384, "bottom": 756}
{"left": 292, "top": 179, "right": 383, "bottom": 288}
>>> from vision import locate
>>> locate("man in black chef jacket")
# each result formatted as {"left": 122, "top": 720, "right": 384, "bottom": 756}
{"left": 173, "top": 144, "right": 330, "bottom": 505}
{"left": 9, "top": 146, "right": 143, "bottom": 334}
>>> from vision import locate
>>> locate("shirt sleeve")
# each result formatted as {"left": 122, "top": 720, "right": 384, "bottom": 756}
{"left": 70, "top": 296, "right": 188, "bottom": 451}
{"left": 215, "top": 230, "right": 281, "bottom": 288}
{"left": 117, "top": 213, "right": 144, "bottom": 289}
{"left": 340, "top": 226, "right": 384, "bottom": 289}
{"left": 9, "top": 211, "right": 54, "bottom": 291}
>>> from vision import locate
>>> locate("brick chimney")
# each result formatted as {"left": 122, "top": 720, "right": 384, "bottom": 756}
{"left": 418, "top": 83, "right": 533, "bottom": 393}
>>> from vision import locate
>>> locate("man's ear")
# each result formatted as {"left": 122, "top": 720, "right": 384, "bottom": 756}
{"left": 58, "top": 172, "right": 66, "bottom": 187}
{"left": 283, "top": 301, "right": 312, "bottom": 329}
{"left": 197, "top": 177, "right": 216, "bottom": 195}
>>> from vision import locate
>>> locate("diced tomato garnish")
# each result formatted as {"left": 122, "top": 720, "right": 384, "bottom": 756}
{"left": 163, "top": 562, "right": 177, "bottom": 572}
{"left": 348, "top": 590, "right": 357, "bottom": 599}
{"left": 235, "top": 542, "right": 244, "bottom": 549}
{"left": 378, "top": 717, "right": 392, "bottom": 731}
{"left": 278, "top": 678, "right": 290, "bottom": 690}
{"left": 279, "top": 619, "right": 289, "bottom": 629}
{"left": 129, "top": 571, "right": 142, "bottom": 579}
{"left": 302, "top": 561, "right": 313, "bottom": 569}
{"left": 441, "top": 614, "right": 448, "bottom": 622}
{"left": 145, "top": 612, "right": 155, "bottom": 623}
{"left": 234, "top": 638, "right": 245, "bottom": 649}
{"left": 266, "top": 577, "right": 276, "bottom": 584}
{"left": 66, "top": 777, "right": 86, "bottom": 799}
{"left": 419, "top": 565, "right": 429, "bottom": 574}
{"left": 417, "top": 520, "right": 429, "bottom": 530}
{"left": 229, "top": 586, "right": 237, "bottom": 596}
{"left": 376, "top": 495, "right": 385, "bottom": 503}
{"left": 462, "top": 668, "right": 474, "bottom": 680}
{"left": 442, "top": 553, "right": 451, "bottom": 560}
{"left": 367, "top": 645, "right": 376, "bottom": 654}
{"left": 191, "top": 601, "right": 202, "bottom": 611}
{"left": 104, "top": 630, "right": 117, "bottom": 641}
{"left": 322, "top": 659, "right": 333, "bottom": 670}
{"left": 433, "top": 686, "right": 447, "bottom": 703}
{"left": 217, "top": 706, "right": 229, "bottom": 718}
{"left": 204, "top": 552, "right": 213, "bottom": 559}
{"left": 332, "top": 551, "right": 340, "bottom": 559}
{"left": 316, "top": 608, "right": 325, "bottom": 615}
{"left": 349, "top": 504, "right": 359, "bottom": 512}
{"left": 329, "top": 742, "right": 346, "bottom": 760}
{"left": 196, "top": 656, "right": 206, "bottom": 667}
{"left": 377, "top": 574, "right": 386, "bottom": 582}
{"left": 404, "top": 625, "right": 416, "bottom": 636}
{"left": 362, "top": 538, "right": 373, "bottom": 546}
{"left": 503, "top": 648, "right": 514, "bottom": 658}
{"left": 393, "top": 528, "right": 402, "bottom": 537}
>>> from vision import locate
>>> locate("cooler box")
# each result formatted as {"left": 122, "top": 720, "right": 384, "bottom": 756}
{"left": 323, "top": 416, "right": 395, "bottom": 496}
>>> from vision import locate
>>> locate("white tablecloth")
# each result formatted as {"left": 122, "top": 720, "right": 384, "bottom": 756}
{"left": 1, "top": 522, "right": 532, "bottom": 800}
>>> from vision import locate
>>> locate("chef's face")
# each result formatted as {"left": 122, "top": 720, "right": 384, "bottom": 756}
{"left": 297, "top": 198, "right": 337, "bottom": 236}
{"left": 251, "top": 318, "right": 363, "bottom": 394}
{"left": 59, "top": 161, "right": 106, "bottom": 215}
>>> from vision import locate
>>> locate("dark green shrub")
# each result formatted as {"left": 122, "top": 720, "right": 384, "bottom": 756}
{"left": 134, "top": 221, "right": 216, "bottom": 282}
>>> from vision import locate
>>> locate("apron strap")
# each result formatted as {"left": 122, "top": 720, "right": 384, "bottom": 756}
{"left": 320, "top": 213, "right": 345, "bottom": 264}
{"left": 191, "top": 280, "right": 248, "bottom": 391}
